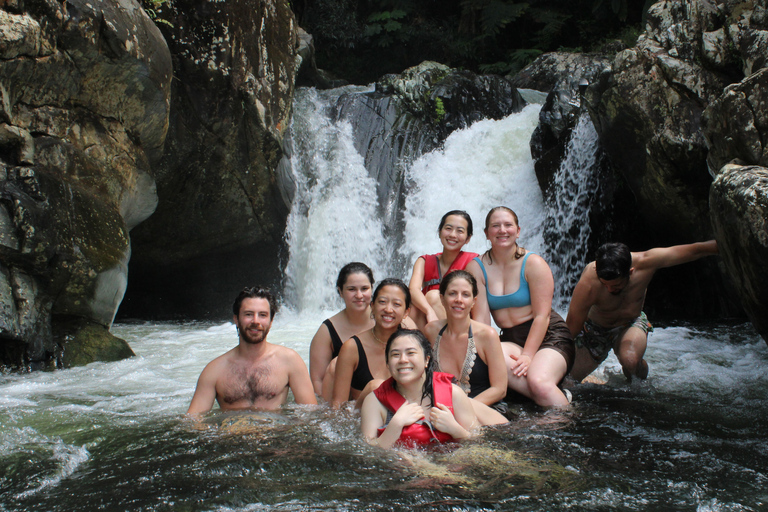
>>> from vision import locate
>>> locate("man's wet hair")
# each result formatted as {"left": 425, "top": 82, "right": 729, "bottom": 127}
{"left": 595, "top": 243, "right": 632, "bottom": 281}
{"left": 232, "top": 286, "right": 279, "bottom": 319}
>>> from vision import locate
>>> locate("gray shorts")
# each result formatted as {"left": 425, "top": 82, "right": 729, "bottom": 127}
{"left": 575, "top": 312, "right": 653, "bottom": 363}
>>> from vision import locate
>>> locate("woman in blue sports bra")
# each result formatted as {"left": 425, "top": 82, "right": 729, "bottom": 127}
{"left": 466, "top": 207, "right": 575, "bottom": 408}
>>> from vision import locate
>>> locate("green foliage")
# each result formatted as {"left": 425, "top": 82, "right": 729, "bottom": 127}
{"left": 364, "top": 10, "right": 409, "bottom": 46}
{"left": 140, "top": 0, "right": 173, "bottom": 27}
{"left": 434, "top": 97, "right": 446, "bottom": 122}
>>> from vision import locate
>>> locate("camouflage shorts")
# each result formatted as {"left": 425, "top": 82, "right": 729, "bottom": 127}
{"left": 575, "top": 312, "right": 653, "bottom": 363}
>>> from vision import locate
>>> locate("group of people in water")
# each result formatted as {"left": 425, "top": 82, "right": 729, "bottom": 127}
{"left": 188, "top": 206, "right": 719, "bottom": 449}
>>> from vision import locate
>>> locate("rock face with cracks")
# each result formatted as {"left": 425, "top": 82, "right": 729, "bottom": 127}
{"left": 0, "top": 0, "right": 171, "bottom": 368}
{"left": 120, "top": 0, "right": 303, "bottom": 320}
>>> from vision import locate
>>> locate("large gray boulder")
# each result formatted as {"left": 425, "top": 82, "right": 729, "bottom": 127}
{"left": 120, "top": 0, "right": 303, "bottom": 319}
{"left": 702, "top": 68, "right": 768, "bottom": 173}
{"left": 584, "top": 0, "right": 767, "bottom": 242}
{"left": 0, "top": 0, "right": 171, "bottom": 368}
{"left": 710, "top": 165, "right": 768, "bottom": 342}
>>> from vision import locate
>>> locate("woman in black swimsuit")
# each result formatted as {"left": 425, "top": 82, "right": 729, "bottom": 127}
{"left": 424, "top": 270, "right": 508, "bottom": 425}
{"left": 331, "top": 278, "right": 411, "bottom": 408}
{"left": 309, "top": 262, "right": 375, "bottom": 398}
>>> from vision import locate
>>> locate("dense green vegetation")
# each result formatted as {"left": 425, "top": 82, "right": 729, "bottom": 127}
{"left": 293, "top": 0, "right": 649, "bottom": 83}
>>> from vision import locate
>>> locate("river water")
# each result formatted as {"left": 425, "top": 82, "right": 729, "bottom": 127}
{"left": 2, "top": 88, "right": 767, "bottom": 510}
{"left": 2, "top": 318, "right": 766, "bottom": 510}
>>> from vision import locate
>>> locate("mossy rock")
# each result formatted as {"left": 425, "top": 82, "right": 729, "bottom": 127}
{"left": 57, "top": 318, "right": 135, "bottom": 368}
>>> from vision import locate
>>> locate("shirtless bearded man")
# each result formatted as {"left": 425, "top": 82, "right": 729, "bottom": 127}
{"left": 187, "top": 286, "right": 317, "bottom": 415}
{"left": 566, "top": 241, "right": 718, "bottom": 382}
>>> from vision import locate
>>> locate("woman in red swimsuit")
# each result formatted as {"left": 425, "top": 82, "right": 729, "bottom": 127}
{"left": 361, "top": 329, "right": 477, "bottom": 449}
{"left": 309, "top": 262, "right": 375, "bottom": 397}
{"left": 408, "top": 210, "right": 478, "bottom": 329}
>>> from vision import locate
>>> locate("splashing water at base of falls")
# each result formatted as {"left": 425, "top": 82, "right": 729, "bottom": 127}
{"left": 2, "top": 85, "right": 768, "bottom": 512}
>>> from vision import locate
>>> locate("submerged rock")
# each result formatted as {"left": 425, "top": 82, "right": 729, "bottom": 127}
{"left": 56, "top": 317, "right": 135, "bottom": 368}
{"left": 0, "top": 0, "right": 171, "bottom": 368}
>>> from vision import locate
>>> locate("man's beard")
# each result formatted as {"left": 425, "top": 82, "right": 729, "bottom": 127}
{"left": 239, "top": 323, "right": 269, "bottom": 344}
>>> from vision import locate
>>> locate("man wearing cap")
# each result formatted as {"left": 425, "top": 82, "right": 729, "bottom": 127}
{"left": 566, "top": 240, "right": 718, "bottom": 382}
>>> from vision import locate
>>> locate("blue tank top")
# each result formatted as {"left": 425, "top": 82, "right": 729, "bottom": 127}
{"left": 473, "top": 253, "right": 532, "bottom": 310}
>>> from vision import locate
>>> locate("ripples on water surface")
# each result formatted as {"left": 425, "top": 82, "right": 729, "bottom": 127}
{"left": 1, "top": 318, "right": 767, "bottom": 511}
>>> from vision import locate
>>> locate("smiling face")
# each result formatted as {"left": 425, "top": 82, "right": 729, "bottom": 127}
{"left": 439, "top": 214, "right": 471, "bottom": 251}
{"left": 484, "top": 209, "right": 520, "bottom": 249}
{"left": 372, "top": 285, "right": 409, "bottom": 329}
{"left": 234, "top": 297, "right": 272, "bottom": 345}
{"left": 441, "top": 276, "right": 476, "bottom": 318}
{"left": 386, "top": 334, "right": 428, "bottom": 385}
{"left": 339, "top": 272, "right": 373, "bottom": 313}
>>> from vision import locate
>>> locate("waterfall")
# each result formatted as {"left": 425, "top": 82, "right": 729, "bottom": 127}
{"left": 281, "top": 87, "right": 390, "bottom": 312}
{"left": 544, "top": 113, "right": 602, "bottom": 310}
{"left": 400, "top": 105, "right": 546, "bottom": 263}
{"left": 282, "top": 86, "right": 561, "bottom": 314}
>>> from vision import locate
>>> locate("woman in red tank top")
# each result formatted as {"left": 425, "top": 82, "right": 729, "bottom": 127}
{"left": 408, "top": 210, "right": 479, "bottom": 330}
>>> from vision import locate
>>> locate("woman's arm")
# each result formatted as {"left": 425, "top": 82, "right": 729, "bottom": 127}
{"left": 408, "top": 257, "right": 439, "bottom": 323}
{"left": 510, "top": 255, "right": 553, "bottom": 377}
{"left": 466, "top": 259, "right": 492, "bottom": 325}
{"left": 361, "top": 393, "right": 425, "bottom": 449}
{"left": 472, "top": 323, "right": 507, "bottom": 405}
{"left": 430, "top": 385, "right": 477, "bottom": 439}
{"left": 331, "top": 339, "right": 359, "bottom": 408}
{"left": 309, "top": 322, "right": 334, "bottom": 396}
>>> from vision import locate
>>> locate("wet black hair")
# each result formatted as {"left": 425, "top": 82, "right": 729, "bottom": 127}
{"left": 232, "top": 286, "right": 279, "bottom": 319}
{"left": 439, "top": 269, "right": 478, "bottom": 297}
{"left": 438, "top": 210, "right": 474, "bottom": 238}
{"left": 483, "top": 206, "right": 525, "bottom": 262}
{"left": 385, "top": 329, "right": 436, "bottom": 404}
{"left": 336, "top": 262, "right": 375, "bottom": 292}
{"left": 595, "top": 242, "right": 632, "bottom": 280}
{"left": 372, "top": 278, "right": 411, "bottom": 309}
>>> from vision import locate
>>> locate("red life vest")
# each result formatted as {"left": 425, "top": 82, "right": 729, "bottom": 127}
{"left": 374, "top": 372, "right": 455, "bottom": 448}
{"left": 421, "top": 251, "right": 479, "bottom": 294}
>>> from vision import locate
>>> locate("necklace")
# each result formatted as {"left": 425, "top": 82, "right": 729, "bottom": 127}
{"left": 372, "top": 328, "right": 386, "bottom": 345}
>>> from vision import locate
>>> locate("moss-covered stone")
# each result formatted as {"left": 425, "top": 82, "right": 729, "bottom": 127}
{"left": 56, "top": 318, "right": 135, "bottom": 368}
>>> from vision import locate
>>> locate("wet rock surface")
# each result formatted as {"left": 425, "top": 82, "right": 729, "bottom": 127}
{"left": 0, "top": 0, "right": 171, "bottom": 368}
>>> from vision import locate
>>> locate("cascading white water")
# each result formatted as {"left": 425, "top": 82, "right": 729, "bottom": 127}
{"left": 282, "top": 88, "right": 547, "bottom": 312}
{"left": 401, "top": 104, "right": 546, "bottom": 268}
{"left": 282, "top": 87, "right": 390, "bottom": 312}
{"left": 3, "top": 86, "right": 768, "bottom": 512}
{"left": 543, "top": 113, "right": 602, "bottom": 309}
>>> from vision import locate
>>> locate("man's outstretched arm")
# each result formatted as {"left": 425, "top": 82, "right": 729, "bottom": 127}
{"left": 639, "top": 240, "right": 718, "bottom": 270}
